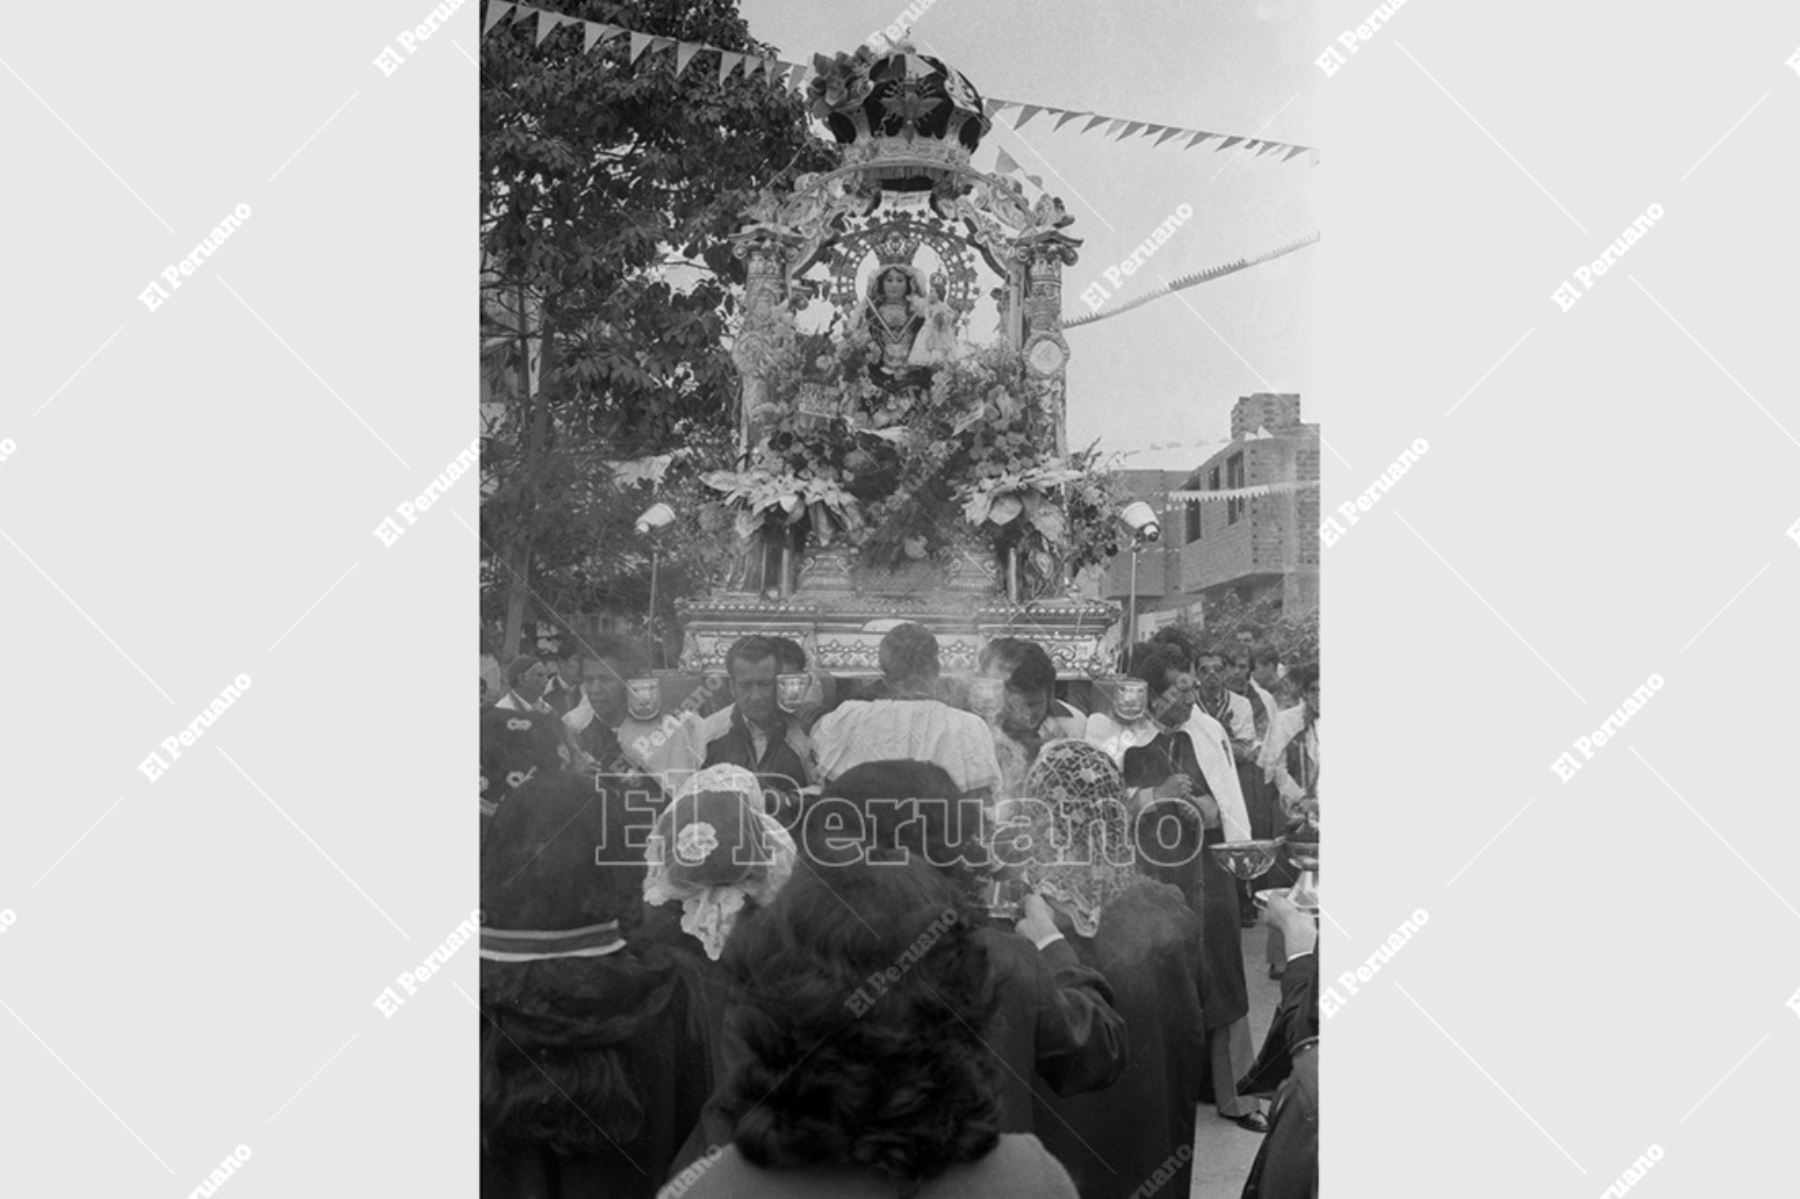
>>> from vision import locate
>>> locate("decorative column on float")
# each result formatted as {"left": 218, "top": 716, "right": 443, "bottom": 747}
{"left": 729, "top": 214, "right": 801, "bottom": 456}
{"left": 1020, "top": 228, "right": 1080, "bottom": 458}
{"left": 724, "top": 212, "right": 803, "bottom": 594}
{"left": 1017, "top": 227, "right": 1080, "bottom": 595}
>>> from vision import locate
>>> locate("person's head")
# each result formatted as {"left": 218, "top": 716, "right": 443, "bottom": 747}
{"left": 1146, "top": 625, "right": 1199, "bottom": 673}
{"left": 1251, "top": 646, "right": 1281, "bottom": 690}
{"left": 823, "top": 760, "right": 983, "bottom": 889}
{"left": 1127, "top": 642, "right": 1195, "bottom": 728}
{"left": 648, "top": 765, "right": 798, "bottom": 960}
{"left": 1014, "top": 740, "right": 1137, "bottom": 938}
{"left": 879, "top": 623, "right": 940, "bottom": 693}
{"left": 505, "top": 655, "right": 555, "bottom": 703}
{"left": 1288, "top": 662, "right": 1319, "bottom": 717}
{"left": 479, "top": 653, "right": 503, "bottom": 705}
{"left": 555, "top": 651, "right": 582, "bottom": 687}
{"left": 876, "top": 266, "right": 915, "bottom": 302}
{"left": 1225, "top": 649, "right": 1252, "bottom": 694}
{"left": 769, "top": 637, "right": 808, "bottom": 675}
{"left": 480, "top": 772, "right": 674, "bottom": 1154}
{"left": 718, "top": 859, "right": 1000, "bottom": 1187}
{"left": 580, "top": 636, "right": 650, "bottom": 726}
{"left": 979, "top": 637, "right": 1056, "bottom": 735}
{"left": 725, "top": 635, "right": 782, "bottom": 728}
{"left": 1193, "top": 647, "right": 1228, "bottom": 702}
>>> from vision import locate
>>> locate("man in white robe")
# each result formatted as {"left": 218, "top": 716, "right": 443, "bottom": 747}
{"left": 811, "top": 623, "right": 1001, "bottom": 797}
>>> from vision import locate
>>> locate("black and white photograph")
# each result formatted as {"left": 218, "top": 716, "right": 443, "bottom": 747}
{"left": 3, "top": 1, "right": 1795, "bottom": 1196}
{"left": 477, "top": 3, "right": 1317, "bottom": 1195}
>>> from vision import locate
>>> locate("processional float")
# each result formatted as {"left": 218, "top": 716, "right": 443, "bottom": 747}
{"left": 675, "top": 42, "right": 1121, "bottom": 679}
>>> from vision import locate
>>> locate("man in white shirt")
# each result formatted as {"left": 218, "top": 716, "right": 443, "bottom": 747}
{"left": 1194, "top": 647, "right": 1258, "bottom": 767}
{"left": 1262, "top": 663, "right": 1319, "bottom": 810}
{"left": 494, "top": 655, "right": 556, "bottom": 714}
{"left": 979, "top": 637, "right": 1087, "bottom": 800}
{"left": 811, "top": 623, "right": 1002, "bottom": 797}
{"left": 1247, "top": 647, "right": 1283, "bottom": 736}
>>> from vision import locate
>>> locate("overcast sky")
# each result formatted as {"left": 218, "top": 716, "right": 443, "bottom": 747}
{"left": 740, "top": 0, "right": 1320, "bottom": 472}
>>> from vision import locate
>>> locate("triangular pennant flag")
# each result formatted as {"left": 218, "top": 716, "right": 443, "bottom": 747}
{"left": 1105, "top": 118, "right": 1128, "bottom": 137}
{"left": 1256, "top": 141, "right": 1283, "bottom": 156}
{"left": 984, "top": 98, "right": 1003, "bottom": 117}
{"left": 1185, "top": 130, "right": 1216, "bottom": 149}
{"left": 652, "top": 37, "right": 677, "bottom": 63}
{"left": 1053, "top": 109, "right": 1089, "bottom": 132}
{"left": 506, "top": 2, "right": 532, "bottom": 21}
{"left": 1217, "top": 135, "right": 1244, "bottom": 151}
{"left": 994, "top": 147, "right": 1023, "bottom": 175}
{"left": 1154, "top": 125, "right": 1186, "bottom": 147}
{"left": 1119, "top": 121, "right": 1145, "bottom": 139}
{"left": 1139, "top": 124, "right": 1166, "bottom": 139}
{"left": 629, "top": 31, "right": 654, "bottom": 62}
{"left": 582, "top": 21, "right": 607, "bottom": 52}
{"left": 535, "top": 8, "right": 561, "bottom": 43}
{"left": 1241, "top": 140, "right": 1260, "bottom": 153}
{"left": 719, "top": 50, "right": 744, "bottom": 83}
{"left": 675, "top": 41, "right": 701, "bottom": 75}
{"left": 1282, "top": 145, "right": 1308, "bottom": 162}
{"left": 1082, "top": 113, "right": 1111, "bottom": 134}
{"left": 787, "top": 62, "right": 808, "bottom": 93}
{"left": 483, "top": 2, "right": 515, "bottom": 35}
{"left": 1025, "top": 172, "right": 1043, "bottom": 188}
{"left": 1012, "top": 104, "right": 1044, "bottom": 130}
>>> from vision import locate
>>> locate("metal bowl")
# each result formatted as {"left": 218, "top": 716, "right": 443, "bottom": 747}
{"left": 1209, "top": 839, "right": 1282, "bottom": 881}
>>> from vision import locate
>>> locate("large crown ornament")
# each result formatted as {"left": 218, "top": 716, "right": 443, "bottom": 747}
{"left": 870, "top": 225, "right": 925, "bottom": 267}
{"left": 808, "top": 40, "right": 990, "bottom": 192}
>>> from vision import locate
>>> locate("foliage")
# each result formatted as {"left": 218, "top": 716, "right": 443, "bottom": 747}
{"left": 1158, "top": 590, "right": 1319, "bottom": 666}
{"left": 478, "top": 0, "right": 838, "bottom": 645}
{"left": 706, "top": 316, "right": 1123, "bottom": 595}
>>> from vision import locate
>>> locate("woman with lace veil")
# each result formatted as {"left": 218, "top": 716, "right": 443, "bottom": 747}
{"left": 1003, "top": 739, "right": 1211, "bottom": 1199}
{"left": 641, "top": 764, "right": 799, "bottom": 963}
{"left": 639, "top": 764, "right": 800, "bottom": 1095}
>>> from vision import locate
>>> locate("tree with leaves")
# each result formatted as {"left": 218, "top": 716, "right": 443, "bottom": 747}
{"left": 480, "top": 0, "right": 837, "bottom": 657}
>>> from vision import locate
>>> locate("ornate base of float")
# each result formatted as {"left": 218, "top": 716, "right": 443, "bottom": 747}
{"left": 676, "top": 584, "right": 1120, "bottom": 680}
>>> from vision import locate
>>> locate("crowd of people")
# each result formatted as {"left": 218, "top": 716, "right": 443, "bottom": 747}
{"left": 478, "top": 621, "right": 1321, "bottom": 1199}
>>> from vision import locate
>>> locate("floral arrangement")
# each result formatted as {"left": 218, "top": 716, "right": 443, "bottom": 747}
{"left": 705, "top": 310, "right": 1123, "bottom": 596}
{"left": 807, "top": 47, "right": 876, "bottom": 121}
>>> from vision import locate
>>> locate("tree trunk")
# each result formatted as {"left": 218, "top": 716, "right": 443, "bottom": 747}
{"left": 500, "top": 283, "right": 550, "bottom": 661}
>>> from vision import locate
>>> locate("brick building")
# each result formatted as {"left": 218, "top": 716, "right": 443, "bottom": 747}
{"left": 1094, "top": 393, "right": 1319, "bottom": 640}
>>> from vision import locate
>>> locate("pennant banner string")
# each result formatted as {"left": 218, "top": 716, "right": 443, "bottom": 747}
{"left": 485, "top": 4, "right": 1317, "bottom": 160}
{"left": 1167, "top": 479, "right": 1320, "bottom": 504}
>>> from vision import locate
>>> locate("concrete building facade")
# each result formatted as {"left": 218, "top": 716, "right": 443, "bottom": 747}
{"left": 1094, "top": 393, "right": 1319, "bottom": 642}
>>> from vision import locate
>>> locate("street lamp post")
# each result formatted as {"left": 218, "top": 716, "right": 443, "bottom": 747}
{"left": 636, "top": 503, "right": 676, "bottom": 670}
{"left": 1115, "top": 501, "right": 1161, "bottom": 672}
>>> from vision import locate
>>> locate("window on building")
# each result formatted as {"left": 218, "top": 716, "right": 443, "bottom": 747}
{"left": 1227, "top": 453, "right": 1245, "bottom": 524}
{"left": 1185, "top": 502, "right": 1201, "bottom": 542}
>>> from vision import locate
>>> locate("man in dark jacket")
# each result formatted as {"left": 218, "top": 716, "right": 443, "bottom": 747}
{"left": 1239, "top": 893, "right": 1319, "bottom": 1199}
{"left": 700, "top": 636, "right": 815, "bottom": 807}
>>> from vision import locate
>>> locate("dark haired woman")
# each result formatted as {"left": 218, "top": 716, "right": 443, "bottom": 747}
{"left": 667, "top": 860, "right": 1078, "bottom": 1198}
{"left": 480, "top": 773, "right": 714, "bottom": 1198}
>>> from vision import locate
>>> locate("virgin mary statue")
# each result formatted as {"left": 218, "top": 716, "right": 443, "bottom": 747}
{"left": 862, "top": 264, "right": 963, "bottom": 390}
